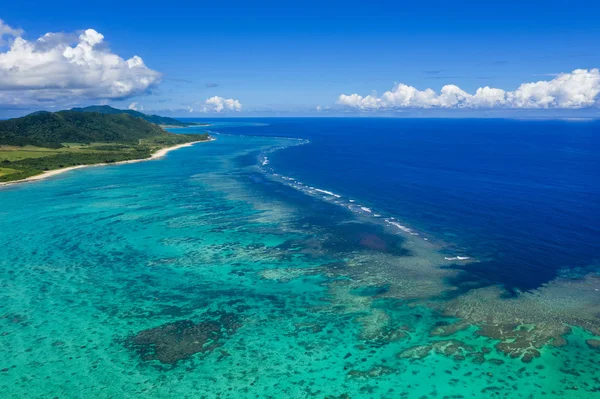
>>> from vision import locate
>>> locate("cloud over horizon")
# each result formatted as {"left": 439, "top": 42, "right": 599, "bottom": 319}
{"left": 128, "top": 102, "right": 144, "bottom": 111}
{"left": 202, "top": 96, "right": 242, "bottom": 112}
{"left": 0, "top": 20, "right": 160, "bottom": 106}
{"left": 338, "top": 69, "right": 600, "bottom": 110}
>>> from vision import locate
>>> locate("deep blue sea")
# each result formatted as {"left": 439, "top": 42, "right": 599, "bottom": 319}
{"left": 1, "top": 118, "right": 599, "bottom": 398}
{"left": 206, "top": 118, "right": 600, "bottom": 293}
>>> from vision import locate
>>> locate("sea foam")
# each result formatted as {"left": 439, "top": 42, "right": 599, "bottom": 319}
{"left": 257, "top": 144, "right": 434, "bottom": 241}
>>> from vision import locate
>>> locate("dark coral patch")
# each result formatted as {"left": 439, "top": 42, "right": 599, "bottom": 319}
{"left": 397, "top": 339, "right": 475, "bottom": 359}
{"left": 347, "top": 365, "right": 396, "bottom": 379}
{"left": 350, "top": 285, "right": 390, "bottom": 297}
{"left": 586, "top": 339, "right": 600, "bottom": 349}
{"left": 124, "top": 311, "right": 241, "bottom": 365}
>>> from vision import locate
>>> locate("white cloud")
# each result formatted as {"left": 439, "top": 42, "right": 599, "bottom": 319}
{"left": 128, "top": 102, "right": 143, "bottom": 111}
{"left": 0, "top": 23, "right": 161, "bottom": 106}
{"left": 202, "top": 96, "right": 242, "bottom": 112}
{"left": 0, "top": 19, "right": 23, "bottom": 46}
{"left": 338, "top": 69, "right": 600, "bottom": 110}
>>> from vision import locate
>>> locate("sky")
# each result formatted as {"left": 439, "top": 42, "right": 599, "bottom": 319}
{"left": 1, "top": 0, "right": 600, "bottom": 117}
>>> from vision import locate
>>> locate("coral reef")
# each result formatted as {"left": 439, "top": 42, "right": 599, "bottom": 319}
{"left": 124, "top": 311, "right": 240, "bottom": 365}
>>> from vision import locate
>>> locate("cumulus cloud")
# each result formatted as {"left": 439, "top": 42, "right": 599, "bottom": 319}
{"left": 0, "top": 23, "right": 160, "bottom": 106}
{"left": 338, "top": 69, "right": 600, "bottom": 110}
{"left": 202, "top": 96, "right": 242, "bottom": 112}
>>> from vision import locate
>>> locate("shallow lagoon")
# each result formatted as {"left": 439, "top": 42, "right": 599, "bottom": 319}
{"left": 0, "top": 130, "right": 599, "bottom": 398}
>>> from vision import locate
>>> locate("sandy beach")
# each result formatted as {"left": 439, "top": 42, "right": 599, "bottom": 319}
{"left": 0, "top": 137, "right": 215, "bottom": 188}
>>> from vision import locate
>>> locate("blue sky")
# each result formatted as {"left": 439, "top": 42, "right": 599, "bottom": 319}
{"left": 1, "top": 0, "right": 600, "bottom": 117}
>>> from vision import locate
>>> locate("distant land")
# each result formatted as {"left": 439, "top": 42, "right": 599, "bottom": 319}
{"left": 70, "top": 105, "right": 207, "bottom": 128}
{"left": 0, "top": 108, "right": 210, "bottom": 183}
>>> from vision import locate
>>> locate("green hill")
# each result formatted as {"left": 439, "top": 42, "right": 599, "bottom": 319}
{"left": 70, "top": 105, "right": 200, "bottom": 127}
{"left": 0, "top": 110, "right": 210, "bottom": 183}
{"left": 0, "top": 110, "right": 176, "bottom": 148}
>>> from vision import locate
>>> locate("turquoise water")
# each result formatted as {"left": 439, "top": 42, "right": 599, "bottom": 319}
{"left": 1, "top": 132, "right": 599, "bottom": 398}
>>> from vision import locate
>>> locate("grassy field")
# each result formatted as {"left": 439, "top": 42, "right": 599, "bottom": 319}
{"left": 0, "top": 167, "right": 19, "bottom": 177}
{"left": 0, "top": 143, "right": 123, "bottom": 161}
{"left": 0, "top": 133, "right": 209, "bottom": 183}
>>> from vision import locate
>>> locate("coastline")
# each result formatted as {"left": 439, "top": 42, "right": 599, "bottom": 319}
{"left": 0, "top": 137, "right": 215, "bottom": 188}
{"left": 160, "top": 123, "right": 211, "bottom": 129}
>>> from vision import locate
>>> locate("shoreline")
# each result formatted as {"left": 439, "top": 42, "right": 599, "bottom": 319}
{"left": 160, "top": 123, "right": 211, "bottom": 129}
{"left": 0, "top": 137, "right": 215, "bottom": 188}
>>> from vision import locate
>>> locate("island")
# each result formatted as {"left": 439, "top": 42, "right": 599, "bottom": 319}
{"left": 0, "top": 107, "right": 211, "bottom": 184}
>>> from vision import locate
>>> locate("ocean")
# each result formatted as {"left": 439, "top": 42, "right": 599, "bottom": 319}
{"left": 0, "top": 118, "right": 599, "bottom": 398}
{"left": 211, "top": 118, "right": 600, "bottom": 293}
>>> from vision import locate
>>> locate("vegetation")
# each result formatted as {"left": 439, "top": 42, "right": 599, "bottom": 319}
{"left": 70, "top": 105, "right": 205, "bottom": 127}
{"left": 0, "top": 110, "right": 210, "bottom": 183}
